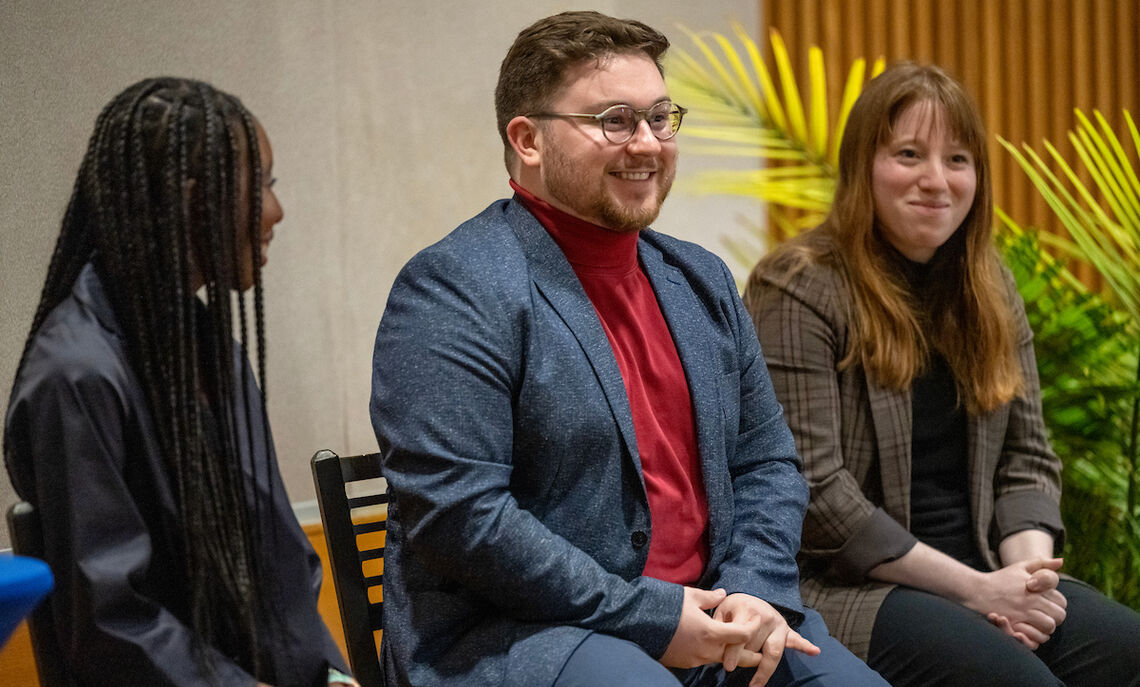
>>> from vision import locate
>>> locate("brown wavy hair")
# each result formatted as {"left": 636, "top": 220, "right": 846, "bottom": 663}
{"left": 767, "top": 63, "right": 1022, "bottom": 413}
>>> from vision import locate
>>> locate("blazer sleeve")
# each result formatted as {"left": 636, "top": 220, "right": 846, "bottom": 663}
{"left": 5, "top": 351, "right": 258, "bottom": 686}
{"left": 370, "top": 244, "right": 680, "bottom": 657}
{"left": 744, "top": 262, "right": 916, "bottom": 583}
{"left": 990, "top": 276, "right": 1064, "bottom": 546}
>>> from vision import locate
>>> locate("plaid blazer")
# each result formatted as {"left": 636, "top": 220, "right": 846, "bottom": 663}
{"left": 743, "top": 234, "right": 1063, "bottom": 659}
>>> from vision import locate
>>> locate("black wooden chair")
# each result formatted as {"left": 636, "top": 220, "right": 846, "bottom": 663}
{"left": 311, "top": 449, "right": 387, "bottom": 687}
{"left": 6, "top": 501, "right": 73, "bottom": 687}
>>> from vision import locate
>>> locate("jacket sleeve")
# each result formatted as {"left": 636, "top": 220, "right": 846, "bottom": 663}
{"left": 991, "top": 276, "right": 1064, "bottom": 546}
{"left": 706, "top": 259, "right": 810, "bottom": 625}
{"left": 370, "top": 245, "right": 681, "bottom": 658}
{"left": 6, "top": 351, "right": 258, "bottom": 686}
{"left": 305, "top": 536, "right": 350, "bottom": 673}
{"left": 744, "top": 264, "right": 917, "bottom": 584}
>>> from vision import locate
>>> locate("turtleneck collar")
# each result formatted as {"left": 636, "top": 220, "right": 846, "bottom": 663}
{"left": 510, "top": 179, "right": 639, "bottom": 275}
{"left": 876, "top": 234, "right": 935, "bottom": 291}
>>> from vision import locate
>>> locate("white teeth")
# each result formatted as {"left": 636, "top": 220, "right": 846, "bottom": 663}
{"left": 614, "top": 171, "right": 651, "bottom": 180}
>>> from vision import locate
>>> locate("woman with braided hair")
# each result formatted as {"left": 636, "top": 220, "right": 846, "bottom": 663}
{"left": 4, "top": 78, "right": 353, "bottom": 686}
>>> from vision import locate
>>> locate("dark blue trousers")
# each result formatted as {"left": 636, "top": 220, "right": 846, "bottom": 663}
{"left": 553, "top": 608, "right": 888, "bottom": 687}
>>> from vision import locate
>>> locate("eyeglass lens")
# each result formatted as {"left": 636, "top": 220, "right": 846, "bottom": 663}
{"left": 601, "top": 103, "right": 683, "bottom": 142}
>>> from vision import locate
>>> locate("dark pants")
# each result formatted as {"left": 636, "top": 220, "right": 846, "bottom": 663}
{"left": 868, "top": 580, "right": 1140, "bottom": 686}
{"left": 553, "top": 608, "right": 888, "bottom": 687}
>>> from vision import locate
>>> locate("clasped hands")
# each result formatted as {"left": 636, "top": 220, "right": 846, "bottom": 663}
{"left": 660, "top": 587, "right": 820, "bottom": 687}
{"left": 970, "top": 558, "right": 1067, "bottom": 650}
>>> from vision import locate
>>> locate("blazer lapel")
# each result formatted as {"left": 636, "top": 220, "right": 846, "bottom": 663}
{"left": 506, "top": 201, "right": 643, "bottom": 476}
{"left": 967, "top": 411, "right": 1002, "bottom": 567}
{"left": 865, "top": 380, "right": 913, "bottom": 526}
{"left": 639, "top": 242, "right": 730, "bottom": 545}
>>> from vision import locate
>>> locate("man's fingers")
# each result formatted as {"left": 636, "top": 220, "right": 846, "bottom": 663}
{"left": 722, "top": 643, "right": 746, "bottom": 672}
{"left": 748, "top": 629, "right": 788, "bottom": 687}
{"left": 710, "top": 618, "right": 756, "bottom": 648}
{"left": 732, "top": 648, "right": 762, "bottom": 669}
{"left": 725, "top": 628, "right": 817, "bottom": 673}
{"left": 784, "top": 630, "right": 820, "bottom": 656}
{"left": 694, "top": 587, "right": 728, "bottom": 611}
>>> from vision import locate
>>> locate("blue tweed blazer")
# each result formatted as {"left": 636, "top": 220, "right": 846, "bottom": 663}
{"left": 370, "top": 198, "right": 807, "bottom": 687}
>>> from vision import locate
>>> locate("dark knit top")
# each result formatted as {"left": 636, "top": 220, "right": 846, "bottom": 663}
{"left": 900, "top": 256, "right": 984, "bottom": 570}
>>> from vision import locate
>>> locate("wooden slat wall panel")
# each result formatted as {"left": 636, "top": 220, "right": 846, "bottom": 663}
{"left": 761, "top": 0, "right": 1140, "bottom": 284}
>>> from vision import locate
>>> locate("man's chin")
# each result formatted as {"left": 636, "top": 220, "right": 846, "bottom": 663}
{"left": 598, "top": 211, "right": 656, "bottom": 232}
{"left": 595, "top": 195, "right": 667, "bottom": 231}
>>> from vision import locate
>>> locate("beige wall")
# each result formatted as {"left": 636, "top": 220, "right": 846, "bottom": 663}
{"left": 0, "top": 1, "right": 761, "bottom": 546}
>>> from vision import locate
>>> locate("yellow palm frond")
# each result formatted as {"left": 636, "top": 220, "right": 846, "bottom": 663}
{"left": 666, "top": 24, "right": 881, "bottom": 245}
{"left": 769, "top": 29, "right": 808, "bottom": 145}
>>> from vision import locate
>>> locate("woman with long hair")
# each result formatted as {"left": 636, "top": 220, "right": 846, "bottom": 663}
{"left": 4, "top": 78, "right": 352, "bottom": 686}
{"left": 745, "top": 63, "right": 1140, "bottom": 685}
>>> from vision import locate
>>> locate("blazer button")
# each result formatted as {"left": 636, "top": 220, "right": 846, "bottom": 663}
{"left": 631, "top": 530, "right": 648, "bottom": 549}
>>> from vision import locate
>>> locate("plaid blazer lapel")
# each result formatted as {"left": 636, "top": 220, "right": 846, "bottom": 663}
{"left": 967, "top": 412, "right": 1003, "bottom": 568}
{"left": 865, "top": 380, "right": 912, "bottom": 527}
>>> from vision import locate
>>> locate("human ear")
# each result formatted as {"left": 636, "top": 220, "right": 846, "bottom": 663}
{"left": 506, "top": 116, "right": 542, "bottom": 169}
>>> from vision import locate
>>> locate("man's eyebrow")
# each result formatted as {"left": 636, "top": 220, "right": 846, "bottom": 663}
{"left": 580, "top": 97, "right": 672, "bottom": 111}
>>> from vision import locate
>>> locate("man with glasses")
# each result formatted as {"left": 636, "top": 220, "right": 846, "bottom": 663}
{"left": 370, "top": 11, "right": 886, "bottom": 687}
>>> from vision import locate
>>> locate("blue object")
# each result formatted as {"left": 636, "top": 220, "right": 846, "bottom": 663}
{"left": 0, "top": 553, "right": 53, "bottom": 647}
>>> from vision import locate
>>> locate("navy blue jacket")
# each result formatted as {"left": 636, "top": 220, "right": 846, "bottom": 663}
{"left": 370, "top": 199, "right": 807, "bottom": 687}
{"left": 5, "top": 263, "right": 346, "bottom": 686}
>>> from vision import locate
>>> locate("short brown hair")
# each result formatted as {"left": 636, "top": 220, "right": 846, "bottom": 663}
{"left": 494, "top": 10, "right": 669, "bottom": 169}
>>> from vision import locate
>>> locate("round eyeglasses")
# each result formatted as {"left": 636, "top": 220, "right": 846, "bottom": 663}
{"left": 524, "top": 102, "right": 688, "bottom": 144}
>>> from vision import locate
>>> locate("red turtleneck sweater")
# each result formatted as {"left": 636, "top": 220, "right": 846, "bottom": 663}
{"left": 511, "top": 180, "right": 709, "bottom": 584}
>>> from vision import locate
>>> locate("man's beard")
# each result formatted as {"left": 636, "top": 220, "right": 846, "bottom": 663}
{"left": 543, "top": 145, "right": 674, "bottom": 233}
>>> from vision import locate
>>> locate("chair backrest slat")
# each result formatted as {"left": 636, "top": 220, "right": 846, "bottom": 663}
{"left": 348, "top": 493, "right": 388, "bottom": 509}
{"left": 353, "top": 520, "right": 388, "bottom": 536}
{"left": 338, "top": 452, "right": 385, "bottom": 482}
{"left": 311, "top": 449, "right": 387, "bottom": 687}
{"left": 359, "top": 549, "right": 385, "bottom": 563}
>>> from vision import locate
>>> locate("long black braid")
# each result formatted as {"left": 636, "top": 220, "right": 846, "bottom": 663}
{"left": 7, "top": 78, "right": 276, "bottom": 682}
